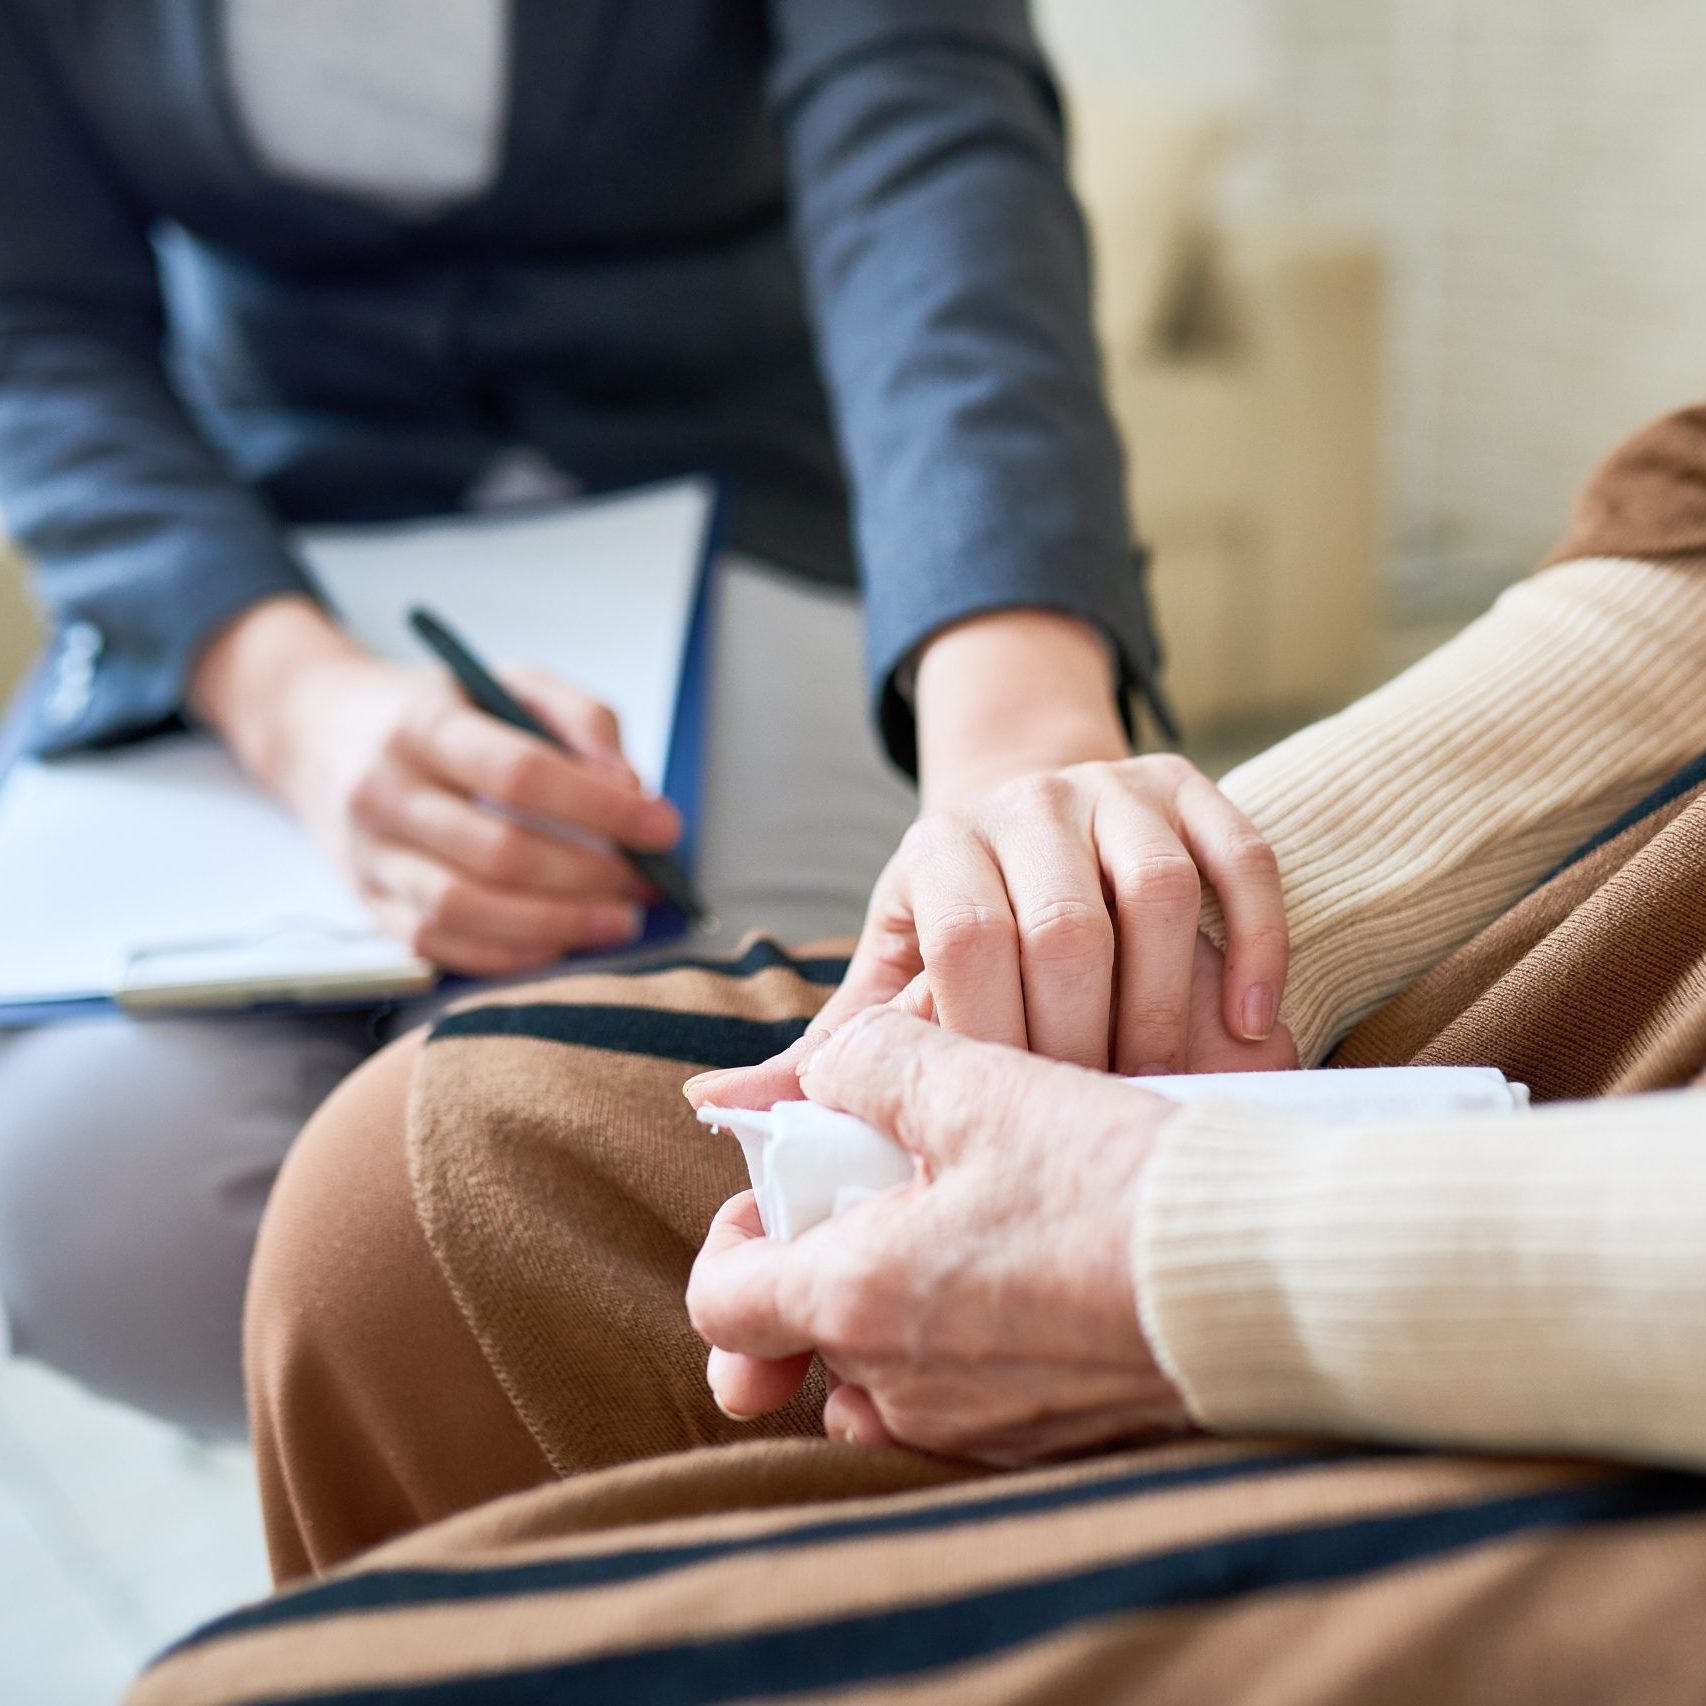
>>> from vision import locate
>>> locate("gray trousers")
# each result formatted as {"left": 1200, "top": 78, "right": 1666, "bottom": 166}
{"left": 0, "top": 561, "right": 915, "bottom": 1435}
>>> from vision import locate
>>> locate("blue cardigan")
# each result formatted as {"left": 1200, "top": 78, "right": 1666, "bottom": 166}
{"left": 0, "top": 0, "right": 1163, "bottom": 771}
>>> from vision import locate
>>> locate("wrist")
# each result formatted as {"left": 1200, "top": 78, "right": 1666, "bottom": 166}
{"left": 190, "top": 595, "right": 366, "bottom": 791}
{"left": 914, "top": 608, "right": 1128, "bottom": 806}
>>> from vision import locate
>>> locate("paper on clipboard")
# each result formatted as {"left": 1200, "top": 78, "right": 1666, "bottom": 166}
{"left": 0, "top": 478, "right": 716, "bottom": 1019}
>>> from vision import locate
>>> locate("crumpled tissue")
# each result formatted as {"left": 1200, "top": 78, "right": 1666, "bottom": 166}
{"left": 699, "top": 1065, "right": 1528, "bottom": 1242}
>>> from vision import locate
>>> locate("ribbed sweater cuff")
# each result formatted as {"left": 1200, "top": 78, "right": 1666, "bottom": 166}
{"left": 1206, "top": 557, "right": 1706, "bottom": 1062}
{"left": 1134, "top": 1093, "right": 1706, "bottom": 1469}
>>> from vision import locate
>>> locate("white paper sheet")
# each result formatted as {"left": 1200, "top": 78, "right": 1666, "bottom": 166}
{"left": 0, "top": 480, "right": 714, "bottom": 1012}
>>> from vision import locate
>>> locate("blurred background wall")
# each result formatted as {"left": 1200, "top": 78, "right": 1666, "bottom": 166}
{"left": 1041, "top": 0, "right": 1706, "bottom": 629}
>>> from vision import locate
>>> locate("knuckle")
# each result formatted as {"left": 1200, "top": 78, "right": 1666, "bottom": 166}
{"left": 1222, "top": 833, "right": 1280, "bottom": 879}
{"left": 1125, "top": 997, "right": 1188, "bottom": 1041}
{"left": 1139, "top": 752, "right": 1201, "bottom": 790}
{"left": 1005, "top": 771, "right": 1073, "bottom": 816}
{"left": 493, "top": 747, "right": 550, "bottom": 806}
{"left": 399, "top": 690, "right": 452, "bottom": 750}
{"left": 812, "top": 1247, "right": 888, "bottom": 1350}
{"left": 920, "top": 902, "right": 1017, "bottom": 968}
{"left": 347, "top": 768, "right": 389, "bottom": 828}
{"left": 417, "top": 877, "right": 463, "bottom": 934}
{"left": 1238, "top": 920, "right": 1292, "bottom": 959}
{"left": 1017, "top": 897, "right": 1112, "bottom": 964}
{"left": 898, "top": 815, "right": 953, "bottom": 863}
{"left": 478, "top": 821, "right": 535, "bottom": 885}
{"left": 1117, "top": 852, "right": 1202, "bottom": 911}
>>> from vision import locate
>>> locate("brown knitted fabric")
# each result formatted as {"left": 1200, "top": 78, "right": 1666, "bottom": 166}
{"left": 136, "top": 1434, "right": 1706, "bottom": 1705}
{"left": 407, "top": 939, "right": 853, "bottom": 1478}
{"left": 1335, "top": 771, "right": 1706, "bottom": 1094}
{"left": 1542, "top": 405, "right": 1706, "bottom": 569}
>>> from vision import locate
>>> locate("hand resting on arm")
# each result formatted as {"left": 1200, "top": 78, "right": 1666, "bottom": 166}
{"left": 694, "top": 608, "right": 1291, "bottom": 1108}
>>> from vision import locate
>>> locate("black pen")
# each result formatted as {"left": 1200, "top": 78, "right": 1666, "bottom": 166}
{"left": 407, "top": 606, "right": 713, "bottom": 929}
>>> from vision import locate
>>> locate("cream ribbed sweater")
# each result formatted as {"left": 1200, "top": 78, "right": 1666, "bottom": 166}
{"left": 1139, "top": 555, "right": 1706, "bottom": 1469}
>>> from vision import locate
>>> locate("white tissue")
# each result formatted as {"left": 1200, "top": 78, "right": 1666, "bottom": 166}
{"left": 699, "top": 1065, "right": 1529, "bottom": 1242}
{"left": 698, "top": 1100, "right": 916, "bottom": 1241}
{"left": 1123, "top": 1064, "right": 1531, "bottom": 1120}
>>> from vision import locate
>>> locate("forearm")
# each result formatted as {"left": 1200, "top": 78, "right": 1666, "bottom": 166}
{"left": 1209, "top": 556, "right": 1706, "bottom": 1062}
{"left": 768, "top": 1, "right": 1160, "bottom": 774}
{"left": 913, "top": 608, "right": 1126, "bottom": 806}
{"left": 1135, "top": 1090, "right": 1706, "bottom": 1471}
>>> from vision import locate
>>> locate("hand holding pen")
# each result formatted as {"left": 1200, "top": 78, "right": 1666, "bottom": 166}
{"left": 409, "top": 607, "right": 713, "bottom": 930}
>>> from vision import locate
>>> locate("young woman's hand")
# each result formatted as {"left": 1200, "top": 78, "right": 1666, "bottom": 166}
{"left": 688, "top": 1008, "right": 1191, "bottom": 1465}
{"left": 694, "top": 610, "right": 1288, "bottom": 1104}
{"left": 192, "top": 596, "right": 679, "bottom": 975}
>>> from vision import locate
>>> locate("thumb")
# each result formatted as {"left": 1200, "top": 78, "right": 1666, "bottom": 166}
{"left": 798, "top": 1006, "right": 1018, "bottom": 1169}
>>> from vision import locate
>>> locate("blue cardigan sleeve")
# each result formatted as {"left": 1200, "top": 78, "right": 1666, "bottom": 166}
{"left": 0, "top": 3, "right": 314, "bottom": 755}
{"left": 767, "top": 0, "right": 1169, "bottom": 771}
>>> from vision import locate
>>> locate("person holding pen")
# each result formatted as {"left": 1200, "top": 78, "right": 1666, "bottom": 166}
{"left": 0, "top": 0, "right": 1288, "bottom": 1436}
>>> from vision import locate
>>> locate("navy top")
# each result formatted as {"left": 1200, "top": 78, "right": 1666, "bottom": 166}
{"left": 0, "top": 0, "right": 1162, "bottom": 772}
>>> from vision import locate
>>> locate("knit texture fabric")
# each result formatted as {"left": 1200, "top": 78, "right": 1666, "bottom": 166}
{"left": 1139, "top": 774, "right": 1706, "bottom": 1468}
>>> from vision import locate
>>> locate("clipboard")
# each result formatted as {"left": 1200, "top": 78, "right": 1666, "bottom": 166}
{"left": 0, "top": 477, "right": 721, "bottom": 1025}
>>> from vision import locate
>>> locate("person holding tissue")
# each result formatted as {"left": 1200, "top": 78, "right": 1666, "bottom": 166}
{"left": 0, "top": 0, "right": 1290, "bottom": 1434}
{"left": 138, "top": 410, "right": 1706, "bottom": 1706}
{"left": 234, "top": 406, "right": 1706, "bottom": 1556}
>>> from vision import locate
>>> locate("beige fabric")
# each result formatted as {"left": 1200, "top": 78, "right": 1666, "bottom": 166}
{"left": 1206, "top": 554, "right": 1706, "bottom": 1064}
{"left": 1148, "top": 394, "right": 1706, "bottom": 1465}
{"left": 1144, "top": 772, "right": 1706, "bottom": 1468}
{"left": 1140, "top": 1088, "right": 1706, "bottom": 1470}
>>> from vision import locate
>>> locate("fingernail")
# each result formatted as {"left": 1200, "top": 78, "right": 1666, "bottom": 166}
{"left": 683, "top": 1067, "right": 732, "bottom": 1101}
{"left": 714, "top": 1393, "right": 758, "bottom": 1423}
{"left": 637, "top": 796, "right": 680, "bottom": 840}
{"left": 840, "top": 1426, "right": 861, "bottom": 1447}
{"left": 1241, "top": 984, "right": 1277, "bottom": 1042}
{"left": 588, "top": 904, "right": 644, "bottom": 945}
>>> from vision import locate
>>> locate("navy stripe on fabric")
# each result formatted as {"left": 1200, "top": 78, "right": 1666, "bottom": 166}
{"left": 613, "top": 941, "right": 848, "bottom": 985}
{"left": 166, "top": 1448, "right": 1369, "bottom": 1657}
{"left": 424, "top": 941, "right": 847, "bottom": 1064}
{"left": 235, "top": 1473, "right": 1706, "bottom": 1706}
{"left": 428, "top": 1003, "right": 815, "bottom": 1068}
{"left": 1535, "top": 747, "right": 1706, "bottom": 889}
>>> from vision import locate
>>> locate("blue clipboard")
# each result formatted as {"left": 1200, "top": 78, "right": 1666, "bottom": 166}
{"left": 0, "top": 479, "right": 725, "bottom": 1026}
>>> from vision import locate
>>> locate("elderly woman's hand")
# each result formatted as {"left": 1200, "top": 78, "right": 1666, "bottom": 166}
{"left": 686, "top": 1008, "right": 1192, "bottom": 1466}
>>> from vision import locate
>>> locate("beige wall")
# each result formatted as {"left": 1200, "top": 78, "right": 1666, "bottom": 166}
{"left": 1265, "top": 0, "right": 1706, "bottom": 605}
{"left": 0, "top": 547, "right": 41, "bottom": 715}
{"left": 1045, "top": 1, "right": 1706, "bottom": 609}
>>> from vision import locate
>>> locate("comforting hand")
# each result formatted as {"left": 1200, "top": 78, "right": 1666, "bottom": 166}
{"left": 194, "top": 596, "right": 680, "bottom": 974}
{"left": 835, "top": 750, "right": 1287, "bottom": 1071}
{"left": 699, "top": 610, "right": 1286, "bottom": 1099}
{"left": 686, "top": 1007, "right": 1192, "bottom": 1467}
{"left": 689, "top": 931, "right": 1296, "bottom": 1116}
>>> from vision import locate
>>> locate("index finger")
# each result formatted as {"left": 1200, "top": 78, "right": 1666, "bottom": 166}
{"left": 403, "top": 700, "right": 681, "bottom": 850}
